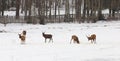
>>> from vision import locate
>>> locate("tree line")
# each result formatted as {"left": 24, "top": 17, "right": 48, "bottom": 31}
{"left": 0, "top": 0, "right": 120, "bottom": 24}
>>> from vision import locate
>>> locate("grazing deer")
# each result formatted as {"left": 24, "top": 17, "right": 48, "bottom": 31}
{"left": 42, "top": 32, "right": 53, "bottom": 43}
{"left": 86, "top": 34, "right": 96, "bottom": 44}
{"left": 18, "top": 30, "right": 27, "bottom": 44}
{"left": 70, "top": 35, "right": 80, "bottom": 44}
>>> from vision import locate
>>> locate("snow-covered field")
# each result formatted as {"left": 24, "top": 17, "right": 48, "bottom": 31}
{"left": 0, "top": 21, "right": 120, "bottom": 61}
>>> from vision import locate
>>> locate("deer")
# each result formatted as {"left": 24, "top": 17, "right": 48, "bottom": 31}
{"left": 42, "top": 32, "right": 53, "bottom": 43}
{"left": 18, "top": 30, "right": 27, "bottom": 44}
{"left": 70, "top": 35, "right": 80, "bottom": 44}
{"left": 86, "top": 34, "right": 96, "bottom": 44}
{"left": 22, "top": 30, "right": 26, "bottom": 35}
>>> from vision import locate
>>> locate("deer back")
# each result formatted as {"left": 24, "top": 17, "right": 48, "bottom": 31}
{"left": 71, "top": 35, "right": 80, "bottom": 44}
{"left": 91, "top": 34, "right": 96, "bottom": 39}
{"left": 21, "top": 35, "right": 26, "bottom": 41}
{"left": 72, "top": 35, "right": 79, "bottom": 41}
{"left": 42, "top": 32, "right": 52, "bottom": 38}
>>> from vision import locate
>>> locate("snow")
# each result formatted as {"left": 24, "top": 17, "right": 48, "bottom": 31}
{"left": 4, "top": 9, "right": 109, "bottom": 16}
{"left": 0, "top": 21, "right": 120, "bottom": 61}
{"left": 4, "top": 9, "right": 75, "bottom": 16}
{"left": 4, "top": 11, "right": 24, "bottom": 16}
{"left": 102, "top": 9, "right": 109, "bottom": 14}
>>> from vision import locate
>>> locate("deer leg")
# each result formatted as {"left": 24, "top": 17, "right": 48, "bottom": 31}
{"left": 70, "top": 39, "right": 72, "bottom": 44}
{"left": 45, "top": 39, "right": 47, "bottom": 43}
{"left": 74, "top": 41, "right": 76, "bottom": 43}
{"left": 51, "top": 38, "right": 53, "bottom": 43}
{"left": 49, "top": 38, "right": 53, "bottom": 43}
{"left": 94, "top": 41, "right": 96, "bottom": 44}
{"left": 21, "top": 40, "right": 25, "bottom": 44}
{"left": 91, "top": 40, "right": 93, "bottom": 44}
{"left": 49, "top": 39, "right": 51, "bottom": 43}
{"left": 77, "top": 40, "right": 80, "bottom": 44}
{"left": 94, "top": 39, "right": 96, "bottom": 44}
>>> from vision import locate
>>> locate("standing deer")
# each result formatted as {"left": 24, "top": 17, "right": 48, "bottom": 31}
{"left": 42, "top": 32, "right": 53, "bottom": 43}
{"left": 86, "top": 34, "right": 96, "bottom": 44}
{"left": 70, "top": 35, "right": 80, "bottom": 44}
{"left": 18, "top": 30, "right": 27, "bottom": 44}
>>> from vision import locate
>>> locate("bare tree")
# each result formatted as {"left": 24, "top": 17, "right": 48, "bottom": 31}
{"left": 16, "top": 0, "right": 21, "bottom": 19}
{"left": 54, "top": 0, "right": 58, "bottom": 22}
{"left": 28, "top": 0, "right": 32, "bottom": 22}
{"left": 58, "top": 0, "right": 61, "bottom": 22}
{"left": 0, "top": 0, "right": 1, "bottom": 16}
{"left": 38, "top": 0, "right": 45, "bottom": 24}
{"left": 82, "top": 0, "right": 87, "bottom": 22}
{"left": 75, "top": 0, "right": 82, "bottom": 23}
{"left": 21, "top": 0, "right": 25, "bottom": 13}
{"left": 49, "top": 0, "right": 52, "bottom": 20}
{"left": 64, "top": 0, "right": 70, "bottom": 22}
{"left": 1, "top": 0, "right": 6, "bottom": 16}
{"left": 24, "top": 0, "right": 28, "bottom": 20}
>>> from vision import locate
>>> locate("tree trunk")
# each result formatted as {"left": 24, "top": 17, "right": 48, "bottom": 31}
{"left": 58, "top": 0, "right": 61, "bottom": 23}
{"left": 1, "top": 0, "right": 5, "bottom": 16}
{"left": 83, "top": 0, "right": 87, "bottom": 21}
{"left": 64, "top": 0, "right": 70, "bottom": 22}
{"left": 54, "top": 0, "right": 57, "bottom": 22}
{"left": 38, "top": 0, "right": 45, "bottom": 25}
{"left": 49, "top": 0, "right": 52, "bottom": 20}
{"left": 16, "top": 0, "right": 21, "bottom": 19}
{"left": 24, "top": 0, "right": 28, "bottom": 20}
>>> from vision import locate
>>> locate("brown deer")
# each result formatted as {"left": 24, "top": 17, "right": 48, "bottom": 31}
{"left": 42, "top": 32, "right": 53, "bottom": 43}
{"left": 86, "top": 34, "right": 96, "bottom": 44}
{"left": 70, "top": 35, "right": 80, "bottom": 44}
{"left": 18, "top": 30, "right": 27, "bottom": 44}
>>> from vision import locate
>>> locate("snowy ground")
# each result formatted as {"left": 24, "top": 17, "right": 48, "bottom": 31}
{"left": 0, "top": 21, "right": 120, "bottom": 61}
